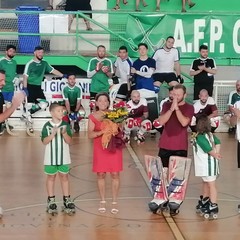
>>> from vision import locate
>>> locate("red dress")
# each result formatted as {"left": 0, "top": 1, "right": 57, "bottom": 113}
{"left": 89, "top": 114, "right": 123, "bottom": 173}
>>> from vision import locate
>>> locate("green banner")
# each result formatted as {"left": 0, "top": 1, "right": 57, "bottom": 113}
{"left": 126, "top": 14, "right": 240, "bottom": 59}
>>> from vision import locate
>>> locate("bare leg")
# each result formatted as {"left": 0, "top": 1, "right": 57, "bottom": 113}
{"left": 156, "top": 0, "right": 160, "bottom": 11}
{"left": 113, "top": 0, "right": 121, "bottom": 10}
{"left": 59, "top": 173, "right": 70, "bottom": 196}
{"left": 208, "top": 181, "right": 217, "bottom": 203}
{"left": 182, "top": 0, "right": 187, "bottom": 12}
{"left": 110, "top": 172, "right": 120, "bottom": 214}
{"left": 187, "top": 0, "right": 195, "bottom": 8}
{"left": 202, "top": 181, "right": 210, "bottom": 198}
{"left": 97, "top": 172, "right": 107, "bottom": 212}
{"left": 84, "top": 19, "right": 92, "bottom": 31}
{"left": 68, "top": 14, "right": 74, "bottom": 31}
{"left": 142, "top": 0, "right": 148, "bottom": 7}
{"left": 136, "top": 0, "right": 140, "bottom": 11}
{"left": 46, "top": 174, "right": 56, "bottom": 196}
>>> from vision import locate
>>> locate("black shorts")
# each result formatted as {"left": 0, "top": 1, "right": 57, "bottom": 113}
{"left": 27, "top": 84, "right": 46, "bottom": 103}
{"left": 152, "top": 73, "right": 177, "bottom": 84}
{"left": 70, "top": 105, "right": 76, "bottom": 112}
{"left": 90, "top": 92, "right": 98, "bottom": 100}
{"left": 116, "top": 83, "right": 128, "bottom": 100}
{"left": 158, "top": 148, "right": 187, "bottom": 168}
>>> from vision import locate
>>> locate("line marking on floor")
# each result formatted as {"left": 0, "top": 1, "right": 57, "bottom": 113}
{"left": 127, "top": 145, "right": 185, "bottom": 240}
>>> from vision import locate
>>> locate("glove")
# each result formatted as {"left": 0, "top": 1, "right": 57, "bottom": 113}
{"left": 69, "top": 112, "right": 76, "bottom": 121}
{"left": 177, "top": 75, "right": 184, "bottom": 84}
{"left": 23, "top": 87, "right": 29, "bottom": 97}
{"left": 134, "top": 118, "right": 142, "bottom": 127}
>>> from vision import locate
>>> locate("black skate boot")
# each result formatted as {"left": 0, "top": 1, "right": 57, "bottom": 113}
{"left": 62, "top": 196, "right": 76, "bottom": 215}
{"left": 135, "top": 133, "right": 145, "bottom": 145}
{"left": 46, "top": 196, "right": 58, "bottom": 215}
{"left": 196, "top": 196, "right": 210, "bottom": 214}
{"left": 74, "top": 122, "right": 80, "bottom": 133}
{"left": 202, "top": 202, "right": 218, "bottom": 220}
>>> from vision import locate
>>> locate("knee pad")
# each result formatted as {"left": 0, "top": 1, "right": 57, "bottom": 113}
{"left": 89, "top": 100, "right": 95, "bottom": 109}
{"left": 125, "top": 118, "right": 134, "bottom": 129}
{"left": 133, "top": 118, "right": 142, "bottom": 127}
{"left": 141, "top": 119, "right": 152, "bottom": 131}
{"left": 153, "top": 119, "right": 162, "bottom": 129}
{"left": 210, "top": 117, "right": 220, "bottom": 128}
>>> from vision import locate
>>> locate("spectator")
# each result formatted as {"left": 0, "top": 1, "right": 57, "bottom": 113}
{"left": 66, "top": 0, "right": 92, "bottom": 31}
{"left": 223, "top": 80, "right": 240, "bottom": 133}
{"left": 131, "top": 43, "right": 156, "bottom": 99}
{"left": 87, "top": 45, "right": 113, "bottom": 111}
{"left": 113, "top": 46, "right": 133, "bottom": 102}
{"left": 135, "top": 0, "right": 148, "bottom": 12}
{"left": 182, "top": 0, "right": 195, "bottom": 12}
{"left": 190, "top": 45, "right": 217, "bottom": 101}
{"left": 113, "top": 0, "right": 128, "bottom": 10}
{"left": 123, "top": 90, "right": 152, "bottom": 144}
{"left": 190, "top": 89, "right": 220, "bottom": 133}
{"left": 152, "top": 36, "right": 183, "bottom": 89}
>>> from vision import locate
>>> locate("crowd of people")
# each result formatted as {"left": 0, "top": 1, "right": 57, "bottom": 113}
{"left": 0, "top": 36, "right": 237, "bottom": 217}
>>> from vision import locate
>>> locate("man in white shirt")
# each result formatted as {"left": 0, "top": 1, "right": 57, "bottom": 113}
{"left": 113, "top": 46, "right": 133, "bottom": 101}
{"left": 152, "top": 36, "right": 183, "bottom": 88}
{"left": 190, "top": 89, "right": 220, "bottom": 132}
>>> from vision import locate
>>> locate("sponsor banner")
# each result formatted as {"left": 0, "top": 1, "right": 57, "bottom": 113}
{"left": 126, "top": 14, "right": 240, "bottom": 58}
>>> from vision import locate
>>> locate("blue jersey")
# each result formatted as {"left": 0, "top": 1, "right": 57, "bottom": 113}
{"left": 133, "top": 58, "right": 156, "bottom": 91}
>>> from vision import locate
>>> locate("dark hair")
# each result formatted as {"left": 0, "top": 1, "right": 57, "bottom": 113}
{"left": 199, "top": 45, "right": 208, "bottom": 51}
{"left": 34, "top": 46, "right": 44, "bottom": 51}
{"left": 95, "top": 92, "right": 110, "bottom": 111}
{"left": 0, "top": 70, "right": 6, "bottom": 75}
{"left": 97, "top": 45, "right": 106, "bottom": 50}
{"left": 67, "top": 73, "right": 76, "bottom": 78}
{"left": 166, "top": 36, "right": 175, "bottom": 41}
{"left": 6, "top": 44, "right": 16, "bottom": 51}
{"left": 49, "top": 102, "right": 62, "bottom": 112}
{"left": 173, "top": 84, "right": 186, "bottom": 94}
{"left": 119, "top": 46, "right": 128, "bottom": 52}
{"left": 196, "top": 114, "right": 211, "bottom": 134}
{"left": 168, "top": 86, "right": 174, "bottom": 92}
{"left": 138, "top": 43, "right": 148, "bottom": 49}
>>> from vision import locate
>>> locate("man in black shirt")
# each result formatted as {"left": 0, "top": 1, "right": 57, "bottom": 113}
{"left": 190, "top": 45, "right": 217, "bottom": 100}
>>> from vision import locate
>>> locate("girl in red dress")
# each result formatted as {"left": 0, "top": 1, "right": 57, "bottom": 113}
{"left": 88, "top": 92, "right": 123, "bottom": 214}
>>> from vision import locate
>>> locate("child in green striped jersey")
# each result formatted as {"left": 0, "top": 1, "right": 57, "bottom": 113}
{"left": 41, "top": 102, "right": 75, "bottom": 214}
{"left": 193, "top": 114, "right": 221, "bottom": 216}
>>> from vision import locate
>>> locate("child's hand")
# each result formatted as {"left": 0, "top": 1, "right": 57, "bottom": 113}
{"left": 52, "top": 126, "right": 58, "bottom": 135}
{"left": 214, "top": 153, "right": 222, "bottom": 160}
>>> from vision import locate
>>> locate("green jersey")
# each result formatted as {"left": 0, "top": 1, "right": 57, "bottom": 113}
{"left": 62, "top": 85, "right": 82, "bottom": 107}
{"left": 87, "top": 57, "right": 113, "bottom": 93}
{"left": 24, "top": 59, "right": 54, "bottom": 86}
{"left": 0, "top": 57, "right": 17, "bottom": 92}
{"left": 41, "top": 120, "right": 72, "bottom": 166}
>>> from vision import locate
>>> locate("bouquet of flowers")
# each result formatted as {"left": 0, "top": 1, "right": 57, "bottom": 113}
{"left": 101, "top": 101, "right": 129, "bottom": 152}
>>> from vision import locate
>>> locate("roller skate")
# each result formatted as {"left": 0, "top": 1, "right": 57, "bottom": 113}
{"left": 196, "top": 195, "right": 210, "bottom": 214}
{"left": 62, "top": 196, "right": 76, "bottom": 215}
{"left": 201, "top": 202, "right": 218, "bottom": 220}
{"left": 46, "top": 196, "right": 58, "bottom": 216}
{"left": 74, "top": 122, "right": 80, "bottom": 133}
{"left": 123, "top": 133, "right": 130, "bottom": 145}
{"left": 134, "top": 133, "right": 145, "bottom": 145}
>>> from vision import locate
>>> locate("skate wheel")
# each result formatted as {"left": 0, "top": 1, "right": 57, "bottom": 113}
{"left": 204, "top": 213, "right": 210, "bottom": 219}
{"left": 212, "top": 214, "right": 218, "bottom": 219}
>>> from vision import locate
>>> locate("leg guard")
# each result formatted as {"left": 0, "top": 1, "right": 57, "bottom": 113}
{"left": 138, "top": 119, "right": 152, "bottom": 135}
{"left": 123, "top": 117, "right": 134, "bottom": 142}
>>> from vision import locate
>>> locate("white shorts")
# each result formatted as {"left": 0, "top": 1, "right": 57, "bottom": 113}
{"left": 202, "top": 176, "right": 217, "bottom": 182}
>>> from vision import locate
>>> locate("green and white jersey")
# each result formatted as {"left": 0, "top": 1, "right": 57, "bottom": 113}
{"left": 62, "top": 84, "right": 82, "bottom": 107}
{"left": 0, "top": 57, "right": 17, "bottom": 92}
{"left": 24, "top": 59, "right": 54, "bottom": 86}
{"left": 41, "top": 120, "right": 72, "bottom": 166}
{"left": 87, "top": 57, "right": 113, "bottom": 93}
{"left": 193, "top": 133, "right": 220, "bottom": 177}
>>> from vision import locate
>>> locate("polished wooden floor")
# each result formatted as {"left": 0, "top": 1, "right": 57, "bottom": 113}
{"left": 0, "top": 131, "right": 239, "bottom": 240}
